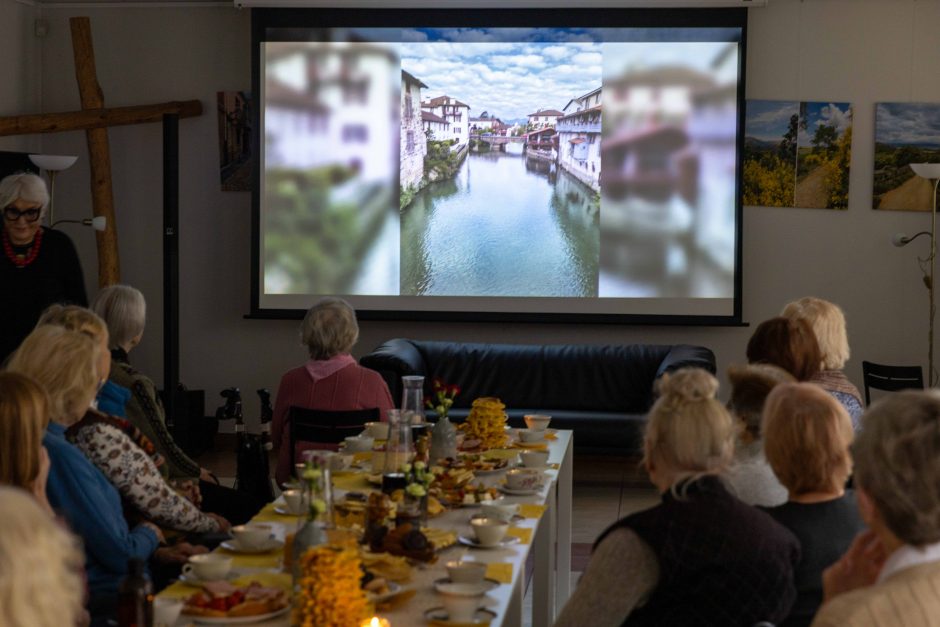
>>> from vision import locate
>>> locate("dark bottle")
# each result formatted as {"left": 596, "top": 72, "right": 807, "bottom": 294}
{"left": 117, "top": 558, "right": 153, "bottom": 627}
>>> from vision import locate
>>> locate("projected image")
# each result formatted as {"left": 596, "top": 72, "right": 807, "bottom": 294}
{"left": 600, "top": 42, "right": 738, "bottom": 298}
{"left": 400, "top": 40, "right": 602, "bottom": 297}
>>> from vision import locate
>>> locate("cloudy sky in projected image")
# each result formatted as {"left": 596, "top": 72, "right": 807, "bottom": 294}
{"left": 400, "top": 29, "right": 602, "bottom": 122}
{"left": 876, "top": 103, "right": 940, "bottom": 147}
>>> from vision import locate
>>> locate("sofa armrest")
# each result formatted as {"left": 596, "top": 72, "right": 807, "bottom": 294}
{"left": 656, "top": 344, "right": 717, "bottom": 379}
{"left": 359, "top": 339, "right": 428, "bottom": 402}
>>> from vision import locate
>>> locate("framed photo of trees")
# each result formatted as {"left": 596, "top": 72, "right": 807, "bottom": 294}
{"left": 743, "top": 100, "right": 853, "bottom": 210}
{"left": 873, "top": 103, "right": 940, "bottom": 211}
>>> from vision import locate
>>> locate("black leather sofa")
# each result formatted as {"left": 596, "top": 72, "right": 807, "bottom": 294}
{"left": 359, "top": 339, "right": 716, "bottom": 455}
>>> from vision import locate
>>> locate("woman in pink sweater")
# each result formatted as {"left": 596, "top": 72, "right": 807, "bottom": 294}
{"left": 272, "top": 297, "right": 393, "bottom": 485}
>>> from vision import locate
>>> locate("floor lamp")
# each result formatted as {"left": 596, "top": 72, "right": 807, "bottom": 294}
{"left": 28, "top": 154, "right": 78, "bottom": 226}
{"left": 895, "top": 163, "right": 940, "bottom": 387}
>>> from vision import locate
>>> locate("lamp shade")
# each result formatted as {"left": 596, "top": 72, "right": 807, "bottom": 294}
{"left": 910, "top": 163, "right": 940, "bottom": 180}
{"left": 28, "top": 154, "right": 78, "bottom": 172}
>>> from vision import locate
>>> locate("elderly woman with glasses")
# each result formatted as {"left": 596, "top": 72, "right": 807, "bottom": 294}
{"left": 0, "top": 172, "right": 87, "bottom": 361}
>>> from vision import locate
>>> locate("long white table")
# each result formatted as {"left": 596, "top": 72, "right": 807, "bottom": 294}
{"left": 162, "top": 429, "right": 573, "bottom": 626}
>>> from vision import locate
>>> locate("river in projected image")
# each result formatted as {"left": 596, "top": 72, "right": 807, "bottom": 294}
{"left": 400, "top": 151, "right": 600, "bottom": 297}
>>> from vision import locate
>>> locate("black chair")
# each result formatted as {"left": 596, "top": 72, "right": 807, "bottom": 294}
{"left": 861, "top": 361, "right": 924, "bottom": 406}
{"left": 287, "top": 406, "right": 380, "bottom": 469}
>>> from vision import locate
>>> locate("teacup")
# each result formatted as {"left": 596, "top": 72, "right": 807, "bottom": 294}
{"left": 363, "top": 421, "right": 389, "bottom": 440}
{"left": 518, "top": 429, "right": 544, "bottom": 443}
{"left": 470, "top": 517, "right": 509, "bottom": 547}
{"left": 231, "top": 523, "right": 274, "bottom": 550}
{"left": 182, "top": 553, "right": 232, "bottom": 581}
{"left": 154, "top": 597, "right": 183, "bottom": 627}
{"left": 329, "top": 453, "right": 352, "bottom": 471}
{"left": 519, "top": 450, "right": 549, "bottom": 468}
{"left": 505, "top": 468, "right": 542, "bottom": 491}
{"left": 481, "top": 499, "right": 519, "bottom": 522}
{"left": 446, "top": 560, "right": 487, "bottom": 584}
{"left": 343, "top": 435, "right": 374, "bottom": 453}
{"left": 282, "top": 489, "right": 304, "bottom": 515}
{"left": 436, "top": 582, "right": 488, "bottom": 622}
{"left": 523, "top": 414, "right": 551, "bottom": 431}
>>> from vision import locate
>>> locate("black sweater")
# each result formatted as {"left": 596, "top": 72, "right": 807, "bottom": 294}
{"left": 0, "top": 227, "right": 87, "bottom": 360}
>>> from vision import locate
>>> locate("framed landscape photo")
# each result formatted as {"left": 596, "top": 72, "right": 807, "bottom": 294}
{"left": 873, "top": 102, "right": 940, "bottom": 211}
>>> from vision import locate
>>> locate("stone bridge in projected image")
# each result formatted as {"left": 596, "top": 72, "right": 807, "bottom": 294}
{"left": 472, "top": 134, "right": 527, "bottom": 154}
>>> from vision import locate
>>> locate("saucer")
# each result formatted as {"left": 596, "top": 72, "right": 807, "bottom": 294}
{"left": 178, "top": 571, "right": 237, "bottom": 585}
{"left": 457, "top": 535, "right": 520, "bottom": 550}
{"left": 366, "top": 581, "right": 404, "bottom": 603}
{"left": 497, "top": 484, "right": 542, "bottom": 496}
{"left": 274, "top": 505, "right": 302, "bottom": 516}
{"left": 220, "top": 538, "right": 283, "bottom": 554}
{"left": 433, "top": 578, "right": 500, "bottom": 593}
{"left": 424, "top": 606, "right": 497, "bottom": 625}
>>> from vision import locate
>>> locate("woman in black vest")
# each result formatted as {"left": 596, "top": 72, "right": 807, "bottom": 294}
{"left": 555, "top": 368, "right": 800, "bottom": 627}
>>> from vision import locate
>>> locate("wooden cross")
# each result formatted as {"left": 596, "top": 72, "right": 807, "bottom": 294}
{"left": 0, "top": 17, "right": 202, "bottom": 287}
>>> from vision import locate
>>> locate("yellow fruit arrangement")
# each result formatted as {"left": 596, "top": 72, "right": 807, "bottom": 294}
{"left": 458, "top": 397, "right": 508, "bottom": 450}
{"left": 293, "top": 545, "right": 371, "bottom": 627}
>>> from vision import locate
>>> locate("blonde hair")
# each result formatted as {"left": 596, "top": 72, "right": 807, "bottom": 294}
{"left": 0, "top": 487, "right": 84, "bottom": 627}
{"left": 0, "top": 373, "right": 50, "bottom": 491}
{"left": 854, "top": 390, "right": 940, "bottom": 546}
{"left": 92, "top": 284, "right": 147, "bottom": 350}
{"left": 644, "top": 368, "right": 735, "bottom": 492}
{"left": 37, "top": 304, "right": 108, "bottom": 346}
{"left": 6, "top": 326, "right": 100, "bottom": 425}
{"left": 300, "top": 297, "right": 359, "bottom": 360}
{"left": 763, "top": 382, "right": 854, "bottom": 495}
{"left": 782, "top": 297, "right": 850, "bottom": 370}
{"left": 727, "top": 363, "right": 796, "bottom": 440}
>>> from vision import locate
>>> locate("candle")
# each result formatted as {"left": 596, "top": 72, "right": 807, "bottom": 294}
{"left": 360, "top": 618, "right": 390, "bottom": 627}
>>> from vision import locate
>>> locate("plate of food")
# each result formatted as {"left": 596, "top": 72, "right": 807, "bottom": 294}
{"left": 181, "top": 580, "right": 290, "bottom": 624}
{"left": 450, "top": 453, "right": 515, "bottom": 475}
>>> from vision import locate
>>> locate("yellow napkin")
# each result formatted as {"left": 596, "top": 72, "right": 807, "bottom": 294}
{"left": 485, "top": 563, "right": 513, "bottom": 584}
{"left": 481, "top": 449, "right": 521, "bottom": 461}
{"left": 517, "top": 504, "right": 546, "bottom": 519}
{"left": 548, "top": 463, "right": 560, "bottom": 470}
{"left": 505, "top": 527, "right": 533, "bottom": 545}
{"left": 512, "top": 442, "right": 548, "bottom": 451}
{"left": 332, "top": 472, "right": 377, "bottom": 493}
{"left": 352, "top": 452, "right": 372, "bottom": 463}
{"left": 543, "top": 432, "right": 558, "bottom": 440}
{"left": 251, "top": 502, "right": 299, "bottom": 523}
{"left": 158, "top": 571, "right": 291, "bottom": 600}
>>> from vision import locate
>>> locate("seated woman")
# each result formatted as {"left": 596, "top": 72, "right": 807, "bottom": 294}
{"left": 32, "top": 304, "right": 227, "bottom": 534}
{"left": 762, "top": 382, "right": 864, "bottom": 627}
{"left": 272, "top": 297, "right": 394, "bottom": 486}
{"left": 814, "top": 391, "right": 940, "bottom": 626}
{"left": 5, "top": 325, "right": 168, "bottom": 619}
{"left": 92, "top": 285, "right": 258, "bottom": 525}
{"left": 554, "top": 368, "right": 800, "bottom": 627}
{"left": 782, "top": 297, "right": 864, "bottom": 428}
{"left": 0, "top": 371, "right": 54, "bottom": 514}
{"left": 724, "top": 363, "right": 794, "bottom": 507}
{"left": 747, "top": 316, "right": 822, "bottom": 381}
{"left": 0, "top": 486, "right": 86, "bottom": 627}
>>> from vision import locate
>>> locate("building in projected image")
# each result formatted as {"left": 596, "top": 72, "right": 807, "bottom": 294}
{"left": 401, "top": 70, "right": 428, "bottom": 191}
{"left": 422, "top": 110, "right": 450, "bottom": 140}
{"left": 422, "top": 95, "right": 470, "bottom": 150}
{"left": 557, "top": 87, "right": 602, "bottom": 192}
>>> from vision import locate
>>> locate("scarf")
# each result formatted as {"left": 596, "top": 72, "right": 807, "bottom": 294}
{"left": 810, "top": 369, "right": 863, "bottom": 403}
{"left": 67, "top": 408, "right": 166, "bottom": 471}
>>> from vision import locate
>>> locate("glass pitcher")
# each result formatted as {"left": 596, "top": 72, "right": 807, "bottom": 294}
{"left": 383, "top": 409, "right": 413, "bottom": 477}
{"left": 401, "top": 375, "right": 426, "bottom": 426}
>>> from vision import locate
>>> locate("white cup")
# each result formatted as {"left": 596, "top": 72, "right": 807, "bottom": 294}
{"left": 481, "top": 499, "right": 519, "bottom": 522}
{"left": 231, "top": 523, "right": 274, "bottom": 550}
{"left": 436, "top": 582, "right": 487, "bottom": 622}
{"left": 343, "top": 435, "right": 374, "bottom": 453}
{"left": 182, "top": 553, "right": 232, "bottom": 581}
{"left": 518, "top": 429, "right": 544, "bottom": 443}
{"left": 523, "top": 414, "right": 551, "bottom": 431}
{"left": 446, "top": 560, "right": 487, "bottom": 584}
{"left": 154, "top": 597, "right": 183, "bottom": 627}
{"left": 470, "top": 517, "right": 509, "bottom": 547}
{"left": 505, "top": 468, "right": 542, "bottom": 491}
{"left": 282, "top": 489, "right": 304, "bottom": 515}
{"left": 519, "top": 450, "right": 549, "bottom": 468}
{"left": 364, "top": 421, "right": 389, "bottom": 440}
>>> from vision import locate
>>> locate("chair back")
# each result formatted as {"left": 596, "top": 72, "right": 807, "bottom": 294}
{"left": 861, "top": 361, "right": 925, "bottom": 405}
{"left": 288, "top": 406, "right": 380, "bottom": 469}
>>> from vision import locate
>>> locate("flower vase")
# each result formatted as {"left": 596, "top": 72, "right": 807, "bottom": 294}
{"left": 429, "top": 415, "right": 458, "bottom": 463}
{"left": 291, "top": 518, "right": 325, "bottom": 584}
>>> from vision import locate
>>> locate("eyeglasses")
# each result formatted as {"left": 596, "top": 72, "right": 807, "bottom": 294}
{"left": 3, "top": 206, "right": 41, "bottom": 223}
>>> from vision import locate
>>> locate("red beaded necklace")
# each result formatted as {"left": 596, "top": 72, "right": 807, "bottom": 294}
{"left": 2, "top": 227, "right": 43, "bottom": 268}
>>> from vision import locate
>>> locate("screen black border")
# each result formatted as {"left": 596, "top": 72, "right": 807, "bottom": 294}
{"left": 250, "top": 7, "right": 747, "bottom": 325}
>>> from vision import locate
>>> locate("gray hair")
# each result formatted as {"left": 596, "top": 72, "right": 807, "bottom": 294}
{"left": 300, "top": 297, "right": 359, "bottom": 360}
{"left": 91, "top": 285, "right": 147, "bottom": 350}
{"left": 854, "top": 390, "right": 940, "bottom": 546}
{"left": 0, "top": 173, "right": 49, "bottom": 218}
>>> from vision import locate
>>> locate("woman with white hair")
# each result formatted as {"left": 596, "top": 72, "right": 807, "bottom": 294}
{"left": 554, "top": 369, "right": 800, "bottom": 627}
{"left": 781, "top": 297, "right": 863, "bottom": 427}
{"left": 0, "top": 486, "right": 86, "bottom": 627}
{"left": 272, "top": 297, "right": 394, "bottom": 486}
{"left": 0, "top": 172, "right": 87, "bottom": 360}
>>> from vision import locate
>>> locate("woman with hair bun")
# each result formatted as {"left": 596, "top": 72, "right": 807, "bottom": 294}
{"left": 555, "top": 368, "right": 800, "bottom": 627}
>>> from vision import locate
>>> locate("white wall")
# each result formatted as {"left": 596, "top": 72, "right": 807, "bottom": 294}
{"left": 2, "top": 0, "right": 936, "bottom": 421}
{"left": 0, "top": 0, "right": 41, "bottom": 152}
